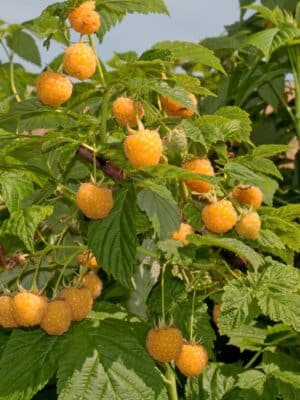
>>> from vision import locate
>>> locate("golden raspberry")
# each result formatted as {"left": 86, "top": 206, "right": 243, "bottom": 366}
{"left": 12, "top": 292, "right": 48, "bottom": 327}
{"left": 161, "top": 93, "right": 197, "bottom": 118}
{"left": 36, "top": 71, "right": 73, "bottom": 106}
{"left": 60, "top": 287, "right": 93, "bottom": 322}
{"left": 77, "top": 251, "right": 99, "bottom": 270}
{"left": 83, "top": 273, "right": 103, "bottom": 299}
{"left": 68, "top": 1, "right": 101, "bottom": 34}
{"left": 202, "top": 200, "right": 238, "bottom": 234}
{"left": 0, "top": 296, "right": 18, "bottom": 328}
{"left": 40, "top": 300, "right": 72, "bottom": 336}
{"left": 213, "top": 303, "right": 221, "bottom": 326}
{"left": 175, "top": 342, "right": 208, "bottom": 377}
{"left": 63, "top": 43, "right": 96, "bottom": 80}
{"left": 235, "top": 211, "right": 261, "bottom": 240}
{"left": 232, "top": 185, "right": 263, "bottom": 209}
{"left": 124, "top": 129, "right": 163, "bottom": 168}
{"left": 172, "top": 223, "right": 194, "bottom": 245}
{"left": 76, "top": 182, "right": 114, "bottom": 220}
{"left": 112, "top": 97, "right": 145, "bottom": 128}
{"left": 183, "top": 158, "right": 214, "bottom": 193}
{"left": 146, "top": 326, "right": 183, "bottom": 363}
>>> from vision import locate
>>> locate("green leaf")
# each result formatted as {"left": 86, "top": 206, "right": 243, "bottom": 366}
{"left": 242, "top": 157, "right": 282, "bottom": 180}
{"left": 0, "top": 205, "right": 53, "bottom": 251}
{"left": 218, "top": 276, "right": 260, "bottom": 336}
{"left": 256, "top": 260, "right": 300, "bottom": 332}
{"left": 189, "top": 235, "right": 264, "bottom": 271}
{"left": 7, "top": 30, "right": 41, "bottom": 66}
{"left": 186, "top": 363, "right": 241, "bottom": 400}
{"left": 0, "top": 172, "right": 34, "bottom": 212}
{"left": 237, "top": 370, "right": 266, "bottom": 399}
{"left": 257, "top": 229, "right": 285, "bottom": 250}
{"left": 88, "top": 186, "right": 137, "bottom": 288}
{"left": 0, "top": 330, "right": 58, "bottom": 400}
{"left": 229, "top": 325, "right": 267, "bottom": 351}
{"left": 152, "top": 41, "right": 225, "bottom": 73}
{"left": 57, "top": 316, "right": 168, "bottom": 400}
{"left": 215, "top": 106, "right": 252, "bottom": 141}
{"left": 242, "top": 26, "right": 300, "bottom": 60}
{"left": 251, "top": 144, "right": 290, "bottom": 159}
{"left": 96, "top": 0, "right": 169, "bottom": 41}
{"left": 261, "top": 215, "right": 300, "bottom": 251}
{"left": 137, "top": 183, "right": 180, "bottom": 240}
{"left": 179, "top": 120, "right": 208, "bottom": 150}
{"left": 261, "top": 204, "right": 300, "bottom": 221}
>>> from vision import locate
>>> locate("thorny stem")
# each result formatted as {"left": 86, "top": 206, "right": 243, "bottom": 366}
{"left": 88, "top": 35, "right": 106, "bottom": 87}
{"left": 9, "top": 55, "right": 21, "bottom": 102}
{"left": 189, "top": 290, "right": 196, "bottom": 341}
{"left": 164, "top": 364, "right": 179, "bottom": 400}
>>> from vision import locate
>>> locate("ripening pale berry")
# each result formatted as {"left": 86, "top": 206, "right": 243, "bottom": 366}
{"left": 76, "top": 182, "right": 114, "bottom": 220}
{"left": 83, "top": 273, "right": 103, "bottom": 299}
{"left": 77, "top": 251, "right": 99, "bottom": 270}
{"left": 112, "top": 97, "right": 145, "bottom": 128}
{"left": 60, "top": 287, "right": 93, "bottom": 322}
{"left": 232, "top": 185, "right": 263, "bottom": 209}
{"left": 36, "top": 71, "right": 73, "bottom": 106}
{"left": 161, "top": 93, "right": 197, "bottom": 118}
{"left": 146, "top": 326, "right": 183, "bottom": 363}
{"left": 40, "top": 300, "right": 72, "bottom": 336}
{"left": 172, "top": 223, "right": 194, "bottom": 245}
{"left": 235, "top": 211, "right": 261, "bottom": 240}
{"left": 0, "top": 296, "right": 18, "bottom": 328}
{"left": 202, "top": 200, "right": 238, "bottom": 234}
{"left": 175, "top": 342, "right": 209, "bottom": 377}
{"left": 124, "top": 129, "right": 163, "bottom": 168}
{"left": 68, "top": 1, "right": 101, "bottom": 35}
{"left": 64, "top": 43, "right": 96, "bottom": 80}
{"left": 12, "top": 292, "right": 48, "bottom": 327}
{"left": 183, "top": 158, "right": 215, "bottom": 193}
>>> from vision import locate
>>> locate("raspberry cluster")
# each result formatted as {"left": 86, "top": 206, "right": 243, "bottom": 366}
{"left": 0, "top": 272, "right": 103, "bottom": 336}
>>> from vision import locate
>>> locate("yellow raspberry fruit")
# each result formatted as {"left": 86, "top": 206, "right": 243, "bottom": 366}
{"left": 172, "top": 223, "right": 194, "bottom": 245}
{"left": 175, "top": 342, "right": 209, "bottom": 377}
{"left": 77, "top": 251, "right": 99, "bottom": 270}
{"left": 202, "top": 200, "right": 238, "bottom": 234}
{"left": 83, "top": 273, "right": 103, "bottom": 299}
{"left": 63, "top": 43, "right": 96, "bottom": 80}
{"left": 112, "top": 97, "right": 145, "bottom": 128}
{"left": 235, "top": 211, "right": 261, "bottom": 240}
{"left": 183, "top": 158, "right": 215, "bottom": 193}
{"left": 161, "top": 93, "right": 197, "bottom": 118}
{"left": 76, "top": 182, "right": 114, "bottom": 220}
{"left": 60, "top": 287, "right": 93, "bottom": 322}
{"left": 36, "top": 71, "right": 73, "bottom": 106}
{"left": 232, "top": 185, "right": 263, "bottom": 209}
{"left": 12, "top": 292, "right": 48, "bottom": 327}
{"left": 146, "top": 326, "right": 183, "bottom": 363}
{"left": 68, "top": 1, "right": 101, "bottom": 34}
{"left": 40, "top": 300, "right": 72, "bottom": 336}
{"left": 0, "top": 296, "right": 18, "bottom": 328}
{"left": 213, "top": 303, "right": 221, "bottom": 326}
{"left": 124, "top": 129, "right": 163, "bottom": 168}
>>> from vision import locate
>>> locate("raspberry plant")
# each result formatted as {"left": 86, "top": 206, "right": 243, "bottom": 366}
{"left": 0, "top": 0, "right": 299, "bottom": 399}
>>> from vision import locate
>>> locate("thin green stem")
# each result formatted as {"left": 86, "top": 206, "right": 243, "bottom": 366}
{"left": 288, "top": 47, "right": 300, "bottom": 140}
{"left": 164, "top": 364, "right": 178, "bottom": 400}
{"left": 88, "top": 35, "right": 106, "bottom": 86}
{"left": 31, "top": 256, "right": 44, "bottom": 292}
{"left": 53, "top": 250, "right": 82, "bottom": 297}
{"left": 9, "top": 55, "right": 21, "bottom": 102}
{"left": 100, "top": 89, "right": 110, "bottom": 144}
{"left": 189, "top": 291, "right": 196, "bottom": 341}
{"left": 245, "top": 350, "right": 263, "bottom": 369}
{"left": 161, "top": 263, "right": 167, "bottom": 323}
{"left": 268, "top": 81, "right": 295, "bottom": 123}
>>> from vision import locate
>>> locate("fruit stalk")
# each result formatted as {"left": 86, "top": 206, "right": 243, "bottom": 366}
{"left": 88, "top": 35, "right": 106, "bottom": 87}
{"left": 0, "top": 244, "right": 6, "bottom": 268}
{"left": 164, "top": 364, "right": 178, "bottom": 400}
